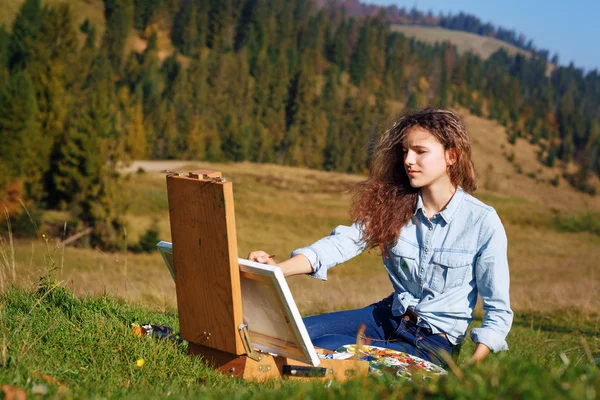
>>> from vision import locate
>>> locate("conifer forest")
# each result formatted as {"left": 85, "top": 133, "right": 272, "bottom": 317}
{"left": 1, "top": 0, "right": 599, "bottom": 247}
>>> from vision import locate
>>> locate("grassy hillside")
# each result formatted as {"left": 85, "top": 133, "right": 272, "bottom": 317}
{"left": 1, "top": 283, "right": 598, "bottom": 398}
{"left": 390, "top": 25, "right": 556, "bottom": 76}
{"left": 1, "top": 4, "right": 598, "bottom": 395}
{"left": 1, "top": 0, "right": 106, "bottom": 39}
{"left": 391, "top": 25, "right": 530, "bottom": 60}
{"left": 3, "top": 108, "right": 600, "bottom": 317}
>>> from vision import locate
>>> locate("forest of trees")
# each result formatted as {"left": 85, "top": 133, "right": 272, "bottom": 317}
{"left": 0, "top": 0, "right": 599, "bottom": 247}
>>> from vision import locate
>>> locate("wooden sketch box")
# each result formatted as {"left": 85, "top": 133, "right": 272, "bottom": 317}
{"left": 160, "top": 170, "right": 368, "bottom": 381}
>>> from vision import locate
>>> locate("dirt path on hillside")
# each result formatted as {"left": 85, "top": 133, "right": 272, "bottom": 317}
{"left": 120, "top": 160, "right": 193, "bottom": 174}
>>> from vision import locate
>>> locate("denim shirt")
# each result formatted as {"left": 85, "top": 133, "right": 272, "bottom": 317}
{"left": 291, "top": 187, "right": 513, "bottom": 353}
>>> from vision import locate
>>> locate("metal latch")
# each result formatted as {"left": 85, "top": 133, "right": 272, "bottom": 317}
{"left": 282, "top": 365, "right": 328, "bottom": 378}
{"left": 238, "top": 324, "right": 262, "bottom": 361}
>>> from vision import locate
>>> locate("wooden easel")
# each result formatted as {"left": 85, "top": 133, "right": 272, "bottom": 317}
{"left": 166, "top": 169, "right": 369, "bottom": 381}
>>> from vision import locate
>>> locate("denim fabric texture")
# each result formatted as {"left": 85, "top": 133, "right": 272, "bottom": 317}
{"left": 304, "top": 295, "right": 453, "bottom": 366}
{"left": 292, "top": 187, "right": 513, "bottom": 353}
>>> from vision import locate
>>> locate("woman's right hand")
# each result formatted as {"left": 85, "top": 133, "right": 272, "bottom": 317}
{"left": 247, "top": 250, "right": 277, "bottom": 266}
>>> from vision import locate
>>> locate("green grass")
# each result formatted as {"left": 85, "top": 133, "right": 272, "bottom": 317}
{"left": 553, "top": 212, "right": 600, "bottom": 236}
{"left": 1, "top": 277, "right": 598, "bottom": 399}
{"left": 2, "top": 162, "right": 599, "bottom": 396}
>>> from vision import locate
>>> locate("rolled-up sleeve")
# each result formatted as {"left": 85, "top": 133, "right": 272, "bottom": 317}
{"left": 291, "top": 223, "right": 366, "bottom": 280}
{"left": 470, "top": 211, "right": 513, "bottom": 353}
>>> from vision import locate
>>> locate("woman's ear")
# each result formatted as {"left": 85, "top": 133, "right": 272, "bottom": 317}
{"left": 445, "top": 148, "right": 458, "bottom": 166}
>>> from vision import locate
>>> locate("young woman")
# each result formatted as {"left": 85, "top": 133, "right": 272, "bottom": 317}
{"left": 248, "top": 108, "right": 513, "bottom": 366}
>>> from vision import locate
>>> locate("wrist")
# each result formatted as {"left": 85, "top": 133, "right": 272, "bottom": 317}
{"left": 471, "top": 343, "right": 490, "bottom": 363}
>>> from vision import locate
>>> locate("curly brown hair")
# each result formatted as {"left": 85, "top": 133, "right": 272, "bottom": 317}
{"left": 350, "top": 108, "right": 477, "bottom": 255}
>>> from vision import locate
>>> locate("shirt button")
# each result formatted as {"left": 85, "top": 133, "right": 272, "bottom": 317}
{"left": 429, "top": 226, "right": 433, "bottom": 231}
{"left": 424, "top": 248, "right": 429, "bottom": 253}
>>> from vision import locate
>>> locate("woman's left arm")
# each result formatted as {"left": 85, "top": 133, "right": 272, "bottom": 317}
{"left": 470, "top": 210, "right": 514, "bottom": 361}
{"left": 471, "top": 343, "right": 490, "bottom": 363}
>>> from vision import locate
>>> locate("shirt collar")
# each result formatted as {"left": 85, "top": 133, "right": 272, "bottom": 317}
{"left": 414, "top": 187, "right": 465, "bottom": 223}
{"left": 414, "top": 192, "right": 425, "bottom": 217}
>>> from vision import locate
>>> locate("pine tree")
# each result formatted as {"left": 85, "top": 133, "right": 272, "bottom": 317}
{"left": 438, "top": 47, "right": 452, "bottom": 108}
{"left": 7, "top": 0, "right": 43, "bottom": 71}
{"left": 137, "top": 33, "right": 162, "bottom": 155}
{"left": 182, "top": 116, "right": 206, "bottom": 160}
{"left": 304, "top": 111, "right": 327, "bottom": 168}
{"left": 187, "top": 55, "right": 208, "bottom": 111}
{"left": 283, "top": 64, "right": 317, "bottom": 165}
{"left": 162, "top": 103, "right": 180, "bottom": 159}
{"left": 50, "top": 50, "right": 127, "bottom": 248}
{"left": 349, "top": 21, "right": 369, "bottom": 87}
{"left": 346, "top": 92, "right": 372, "bottom": 174}
{"left": 321, "top": 67, "right": 344, "bottom": 171}
{"left": 383, "top": 33, "right": 408, "bottom": 100}
{"left": 102, "top": 0, "right": 134, "bottom": 72}
{"left": 406, "top": 92, "right": 418, "bottom": 110}
{"left": 205, "top": 128, "right": 224, "bottom": 161}
{"left": 0, "top": 26, "right": 9, "bottom": 93}
{"left": 373, "top": 85, "right": 389, "bottom": 124}
{"left": 50, "top": 112, "right": 90, "bottom": 207}
{"left": 323, "top": 121, "right": 342, "bottom": 171}
{"left": 249, "top": 119, "right": 274, "bottom": 163}
{"left": 325, "top": 16, "right": 350, "bottom": 71}
{"left": 208, "top": 0, "right": 233, "bottom": 51}
{"left": 0, "top": 70, "right": 40, "bottom": 195}
{"left": 264, "top": 52, "right": 289, "bottom": 148}
{"left": 236, "top": 0, "right": 270, "bottom": 75}
{"left": 171, "top": 59, "right": 196, "bottom": 158}
{"left": 125, "top": 101, "right": 146, "bottom": 159}
{"left": 545, "top": 140, "right": 559, "bottom": 167}
{"left": 172, "top": 0, "right": 208, "bottom": 56}
{"left": 559, "top": 135, "right": 575, "bottom": 163}
{"left": 9, "top": 2, "right": 79, "bottom": 202}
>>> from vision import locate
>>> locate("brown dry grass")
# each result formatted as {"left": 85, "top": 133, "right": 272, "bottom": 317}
{"left": 391, "top": 25, "right": 529, "bottom": 60}
{"left": 2, "top": 1, "right": 104, "bottom": 34}
{"left": 390, "top": 25, "right": 556, "bottom": 75}
{"left": 125, "top": 28, "right": 191, "bottom": 67}
{"left": 464, "top": 111, "right": 600, "bottom": 210}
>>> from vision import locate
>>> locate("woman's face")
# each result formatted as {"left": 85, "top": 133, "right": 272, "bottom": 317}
{"left": 401, "top": 126, "right": 455, "bottom": 190}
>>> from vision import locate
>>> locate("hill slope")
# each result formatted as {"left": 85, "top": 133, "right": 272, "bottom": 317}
{"left": 1, "top": 1, "right": 550, "bottom": 66}
{"left": 2, "top": 0, "right": 106, "bottom": 36}
{"left": 391, "top": 25, "right": 530, "bottom": 60}
{"left": 5, "top": 108, "right": 600, "bottom": 317}
{"left": 1, "top": 284, "right": 598, "bottom": 398}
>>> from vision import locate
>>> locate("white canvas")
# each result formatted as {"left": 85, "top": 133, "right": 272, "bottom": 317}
{"left": 157, "top": 241, "right": 176, "bottom": 281}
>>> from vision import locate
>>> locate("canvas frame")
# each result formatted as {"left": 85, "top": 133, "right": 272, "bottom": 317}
{"left": 157, "top": 241, "right": 319, "bottom": 366}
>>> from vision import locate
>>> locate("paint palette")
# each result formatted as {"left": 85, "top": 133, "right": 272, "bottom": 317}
{"left": 334, "top": 344, "right": 447, "bottom": 378}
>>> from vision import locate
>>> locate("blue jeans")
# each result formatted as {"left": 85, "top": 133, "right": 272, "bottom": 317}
{"left": 303, "top": 294, "right": 454, "bottom": 366}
